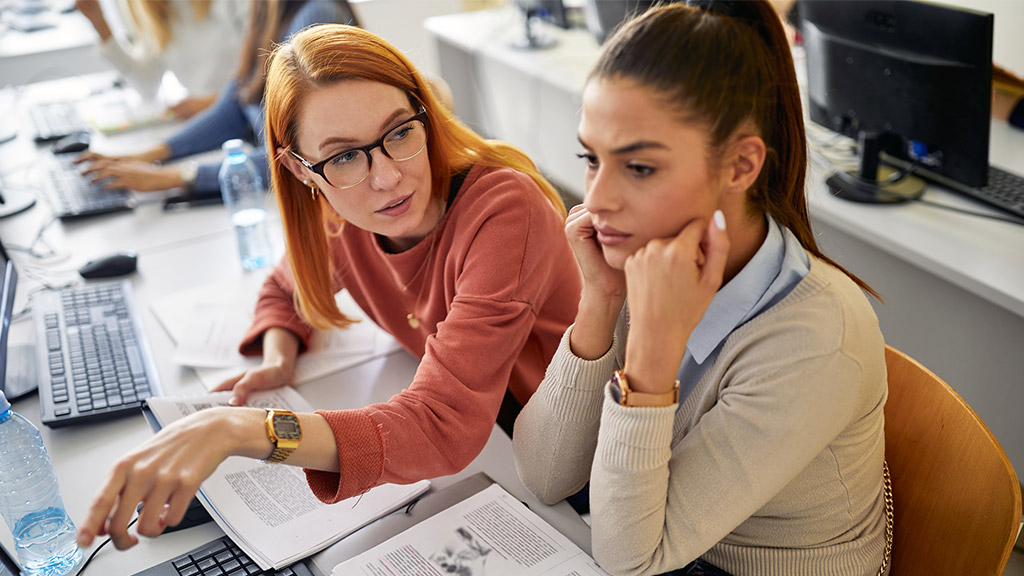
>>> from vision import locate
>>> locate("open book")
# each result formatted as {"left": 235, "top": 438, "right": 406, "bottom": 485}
{"left": 144, "top": 387, "right": 430, "bottom": 571}
{"left": 332, "top": 483, "right": 610, "bottom": 576}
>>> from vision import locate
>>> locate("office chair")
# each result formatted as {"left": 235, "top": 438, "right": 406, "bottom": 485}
{"left": 883, "top": 345, "right": 1022, "bottom": 576}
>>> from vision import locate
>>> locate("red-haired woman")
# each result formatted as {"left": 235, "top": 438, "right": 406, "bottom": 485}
{"left": 514, "top": 2, "right": 890, "bottom": 575}
{"left": 77, "top": 25, "right": 580, "bottom": 550}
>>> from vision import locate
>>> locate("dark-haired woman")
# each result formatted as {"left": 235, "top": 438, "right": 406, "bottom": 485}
{"left": 513, "top": 2, "right": 890, "bottom": 575}
{"left": 78, "top": 0, "right": 358, "bottom": 195}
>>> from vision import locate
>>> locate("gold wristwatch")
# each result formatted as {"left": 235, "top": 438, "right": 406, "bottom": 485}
{"left": 264, "top": 409, "right": 301, "bottom": 463}
{"left": 611, "top": 370, "right": 679, "bottom": 407}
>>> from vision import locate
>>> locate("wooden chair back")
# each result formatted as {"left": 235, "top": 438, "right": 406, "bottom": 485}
{"left": 884, "top": 345, "right": 1021, "bottom": 575}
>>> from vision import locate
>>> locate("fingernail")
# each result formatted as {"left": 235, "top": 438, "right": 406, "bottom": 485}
{"left": 228, "top": 396, "right": 239, "bottom": 406}
{"left": 713, "top": 210, "right": 726, "bottom": 231}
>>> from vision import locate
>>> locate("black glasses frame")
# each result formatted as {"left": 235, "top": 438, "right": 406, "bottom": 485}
{"left": 289, "top": 108, "right": 429, "bottom": 188}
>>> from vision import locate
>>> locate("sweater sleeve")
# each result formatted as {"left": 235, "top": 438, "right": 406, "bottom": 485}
{"left": 96, "top": 37, "right": 164, "bottom": 100}
{"left": 304, "top": 171, "right": 576, "bottom": 503}
{"left": 513, "top": 320, "right": 622, "bottom": 505}
{"left": 588, "top": 335, "right": 872, "bottom": 575}
{"left": 238, "top": 258, "right": 317, "bottom": 356}
{"left": 165, "top": 80, "right": 251, "bottom": 161}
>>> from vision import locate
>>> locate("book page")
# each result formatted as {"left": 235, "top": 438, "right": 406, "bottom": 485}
{"left": 146, "top": 389, "right": 430, "bottom": 570}
{"left": 332, "top": 484, "right": 610, "bottom": 576}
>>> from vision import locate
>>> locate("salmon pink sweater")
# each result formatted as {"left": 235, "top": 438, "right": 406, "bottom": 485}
{"left": 240, "top": 166, "right": 581, "bottom": 502}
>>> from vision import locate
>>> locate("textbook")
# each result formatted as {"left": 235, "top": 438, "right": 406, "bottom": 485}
{"left": 144, "top": 387, "right": 430, "bottom": 571}
{"left": 331, "top": 483, "right": 610, "bottom": 576}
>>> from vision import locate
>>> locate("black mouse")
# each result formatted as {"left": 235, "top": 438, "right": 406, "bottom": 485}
{"left": 52, "top": 131, "right": 90, "bottom": 154}
{"left": 136, "top": 496, "right": 214, "bottom": 534}
{"left": 78, "top": 251, "right": 138, "bottom": 279}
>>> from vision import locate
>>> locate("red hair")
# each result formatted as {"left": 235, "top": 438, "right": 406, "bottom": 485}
{"left": 263, "top": 24, "right": 567, "bottom": 329}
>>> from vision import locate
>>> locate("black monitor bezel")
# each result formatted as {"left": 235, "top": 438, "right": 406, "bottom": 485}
{"left": 800, "top": 0, "right": 994, "bottom": 188}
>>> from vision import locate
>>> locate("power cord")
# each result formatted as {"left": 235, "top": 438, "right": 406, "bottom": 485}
{"left": 810, "top": 146, "right": 1024, "bottom": 227}
{"left": 74, "top": 515, "right": 139, "bottom": 575}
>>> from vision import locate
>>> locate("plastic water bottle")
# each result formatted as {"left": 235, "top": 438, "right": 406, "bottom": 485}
{"left": 0, "top": 391, "right": 82, "bottom": 576}
{"left": 218, "top": 139, "right": 272, "bottom": 270}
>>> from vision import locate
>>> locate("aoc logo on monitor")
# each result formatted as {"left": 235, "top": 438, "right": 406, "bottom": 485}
{"left": 864, "top": 9, "right": 897, "bottom": 33}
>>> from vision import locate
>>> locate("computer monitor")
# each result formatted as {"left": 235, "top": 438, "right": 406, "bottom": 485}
{"left": 0, "top": 238, "right": 35, "bottom": 401}
{"left": 583, "top": 0, "right": 659, "bottom": 44}
{"left": 511, "top": 0, "right": 568, "bottom": 49}
{"left": 800, "top": 0, "right": 994, "bottom": 202}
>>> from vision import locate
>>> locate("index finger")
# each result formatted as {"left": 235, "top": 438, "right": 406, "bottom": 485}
{"left": 212, "top": 372, "right": 244, "bottom": 392}
{"left": 77, "top": 464, "right": 130, "bottom": 547}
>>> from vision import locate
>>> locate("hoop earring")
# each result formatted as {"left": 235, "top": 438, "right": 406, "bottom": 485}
{"left": 303, "top": 180, "right": 318, "bottom": 201}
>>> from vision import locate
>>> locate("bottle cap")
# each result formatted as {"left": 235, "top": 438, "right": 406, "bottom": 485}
{"left": 221, "top": 139, "right": 244, "bottom": 155}
{"left": 0, "top": 390, "right": 9, "bottom": 413}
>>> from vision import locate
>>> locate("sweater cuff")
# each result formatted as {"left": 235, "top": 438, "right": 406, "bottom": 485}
{"left": 304, "top": 409, "right": 384, "bottom": 504}
{"left": 538, "top": 324, "right": 618, "bottom": 423}
{"left": 598, "top": 385, "right": 676, "bottom": 469}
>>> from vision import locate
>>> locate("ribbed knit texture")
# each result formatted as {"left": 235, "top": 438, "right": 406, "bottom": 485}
{"left": 515, "top": 258, "right": 888, "bottom": 576}
{"left": 241, "top": 166, "right": 581, "bottom": 503}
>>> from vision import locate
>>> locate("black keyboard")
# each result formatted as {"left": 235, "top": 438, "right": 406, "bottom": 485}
{"left": 33, "top": 280, "right": 162, "bottom": 428}
{"left": 42, "top": 154, "right": 136, "bottom": 219}
{"left": 942, "top": 165, "right": 1024, "bottom": 219}
{"left": 130, "top": 536, "right": 313, "bottom": 576}
{"left": 29, "top": 101, "right": 91, "bottom": 142}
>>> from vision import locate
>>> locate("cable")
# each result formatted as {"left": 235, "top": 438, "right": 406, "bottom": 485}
{"left": 809, "top": 144, "right": 1024, "bottom": 227}
{"left": 74, "top": 515, "right": 139, "bottom": 575}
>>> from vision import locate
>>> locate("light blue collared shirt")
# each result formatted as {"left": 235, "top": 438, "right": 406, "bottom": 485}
{"left": 675, "top": 216, "right": 811, "bottom": 403}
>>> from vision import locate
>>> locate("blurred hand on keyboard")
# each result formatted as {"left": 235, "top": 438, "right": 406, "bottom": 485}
{"left": 79, "top": 157, "right": 184, "bottom": 192}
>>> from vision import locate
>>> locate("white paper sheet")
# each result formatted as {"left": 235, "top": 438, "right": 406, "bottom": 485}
{"left": 332, "top": 484, "right": 610, "bottom": 576}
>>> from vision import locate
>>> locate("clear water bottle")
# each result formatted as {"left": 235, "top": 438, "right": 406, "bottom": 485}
{"left": 0, "top": 391, "right": 82, "bottom": 576}
{"left": 218, "top": 139, "right": 272, "bottom": 270}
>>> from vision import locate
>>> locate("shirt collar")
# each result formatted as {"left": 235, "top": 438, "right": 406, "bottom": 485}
{"left": 685, "top": 215, "right": 810, "bottom": 364}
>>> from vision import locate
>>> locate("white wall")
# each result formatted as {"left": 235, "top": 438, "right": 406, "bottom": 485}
{"left": 351, "top": 0, "right": 465, "bottom": 77}
{"left": 938, "top": 0, "right": 1024, "bottom": 74}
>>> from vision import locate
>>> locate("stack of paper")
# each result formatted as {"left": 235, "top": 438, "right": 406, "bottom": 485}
{"left": 145, "top": 387, "right": 431, "bottom": 571}
{"left": 150, "top": 274, "right": 401, "bottom": 390}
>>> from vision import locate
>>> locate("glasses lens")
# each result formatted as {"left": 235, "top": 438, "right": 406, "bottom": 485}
{"left": 324, "top": 149, "right": 370, "bottom": 189}
{"left": 324, "top": 118, "right": 428, "bottom": 188}
{"left": 383, "top": 120, "right": 427, "bottom": 161}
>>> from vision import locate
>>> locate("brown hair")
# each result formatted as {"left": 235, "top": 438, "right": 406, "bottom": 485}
{"left": 592, "top": 1, "right": 876, "bottom": 297}
{"left": 236, "top": 0, "right": 361, "bottom": 105}
{"left": 263, "top": 24, "right": 567, "bottom": 329}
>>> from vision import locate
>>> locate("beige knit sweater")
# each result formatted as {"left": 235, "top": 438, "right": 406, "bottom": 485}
{"left": 514, "top": 258, "right": 888, "bottom": 576}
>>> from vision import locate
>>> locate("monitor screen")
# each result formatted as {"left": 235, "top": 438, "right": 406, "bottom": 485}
{"left": 801, "top": 0, "right": 993, "bottom": 190}
{"left": 0, "top": 237, "right": 18, "bottom": 401}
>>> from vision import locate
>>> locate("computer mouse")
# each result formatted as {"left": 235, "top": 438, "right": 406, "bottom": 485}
{"left": 52, "top": 131, "right": 90, "bottom": 154}
{"left": 78, "top": 251, "right": 138, "bottom": 279}
{"left": 136, "top": 496, "right": 214, "bottom": 534}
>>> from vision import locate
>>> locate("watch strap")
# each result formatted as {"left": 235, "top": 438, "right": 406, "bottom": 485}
{"left": 612, "top": 370, "right": 679, "bottom": 407}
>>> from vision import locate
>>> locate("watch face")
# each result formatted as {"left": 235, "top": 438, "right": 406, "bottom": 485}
{"left": 273, "top": 413, "right": 302, "bottom": 440}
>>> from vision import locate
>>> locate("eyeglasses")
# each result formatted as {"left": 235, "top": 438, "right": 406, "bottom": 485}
{"left": 289, "top": 109, "right": 429, "bottom": 189}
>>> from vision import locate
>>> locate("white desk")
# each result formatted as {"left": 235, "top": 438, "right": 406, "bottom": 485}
{"left": 0, "top": 9, "right": 110, "bottom": 86}
{"left": 425, "top": 9, "right": 1024, "bottom": 480}
{"left": 0, "top": 76, "right": 591, "bottom": 575}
